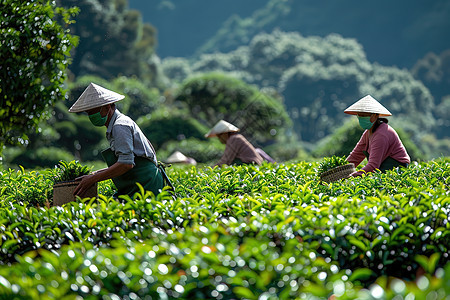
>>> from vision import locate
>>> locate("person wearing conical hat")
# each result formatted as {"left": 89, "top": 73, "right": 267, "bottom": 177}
{"left": 165, "top": 151, "right": 197, "bottom": 165}
{"left": 205, "top": 120, "right": 264, "bottom": 167}
{"left": 344, "top": 95, "right": 410, "bottom": 176}
{"left": 69, "top": 83, "right": 164, "bottom": 198}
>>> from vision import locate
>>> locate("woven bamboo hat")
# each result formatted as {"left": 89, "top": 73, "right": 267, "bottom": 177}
{"left": 166, "top": 151, "right": 189, "bottom": 163}
{"left": 344, "top": 95, "right": 392, "bottom": 116}
{"left": 69, "top": 83, "right": 125, "bottom": 113}
{"left": 205, "top": 120, "right": 240, "bottom": 138}
{"left": 165, "top": 151, "right": 197, "bottom": 165}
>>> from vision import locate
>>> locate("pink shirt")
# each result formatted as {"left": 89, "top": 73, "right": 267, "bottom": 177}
{"left": 347, "top": 123, "right": 410, "bottom": 176}
{"left": 215, "top": 134, "right": 263, "bottom": 166}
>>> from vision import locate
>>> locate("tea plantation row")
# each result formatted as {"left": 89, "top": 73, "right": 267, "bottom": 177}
{"left": 0, "top": 159, "right": 449, "bottom": 299}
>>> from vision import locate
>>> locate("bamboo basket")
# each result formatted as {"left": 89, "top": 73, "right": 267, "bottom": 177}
{"left": 53, "top": 180, "right": 98, "bottom": 206}
{"left": 319, "top": 163, "right": 355, "bottom": 183}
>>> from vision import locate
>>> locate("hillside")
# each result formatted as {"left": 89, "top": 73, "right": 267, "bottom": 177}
{"left": 129, "top": 0, "right": 450, "bottom": 69}
{"left": 160, "top": 31, "right": 439, "bottom": 145}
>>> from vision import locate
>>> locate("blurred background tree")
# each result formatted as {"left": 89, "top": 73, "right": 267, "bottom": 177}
{"left": 57, "top": 0, "right": 163, "bottom": 87}
{"left": 136, "top": 107, "right": 209, "bottom": 150}
{"left": 0, "top": 0, "right": 78, "bottom": 155}
{"left": 174, "top": 72, "right": 293, "bottom": 146}
{"left": 411, "top": 50, "right": 450, "bottom": 138}
{"left": 130, "top": 0, "right": 450, "bottom": 70}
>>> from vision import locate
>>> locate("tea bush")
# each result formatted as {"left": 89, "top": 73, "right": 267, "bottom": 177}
{"left": 0, "top": 167, "right": 53, "bottom": 208}
{"left": 0, "top": 159, "right": 449, "bottom": 298}
{"left": 1, "top": 227, "right": 449, "bottom": 299}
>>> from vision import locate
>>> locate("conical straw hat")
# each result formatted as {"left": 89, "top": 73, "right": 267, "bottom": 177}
{"left": 69, "top": 83, "right": 125, "bottom": 113}
{"left": 166, "top": 151, "right": 189, "bottom": 163}
{"left": 205, "top": 120, "right": 240, "bottom": 138}
{"left": 344, "top": 95, "right": 392, "bottom": 116}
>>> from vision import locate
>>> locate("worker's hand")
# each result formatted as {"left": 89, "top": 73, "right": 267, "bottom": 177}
{"left": 73, "top": 174, "right": 97, "bottom": 196}
{"left": 345, "top": 172, "right": 356, "bottom": 178}
{"left": 349, "top": 171, "right": 363, "bottom": 178}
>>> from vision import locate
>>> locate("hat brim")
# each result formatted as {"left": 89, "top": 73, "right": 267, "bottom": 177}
{"left": 344, "top": 95, "right": 392, "bottom": 116}
{"left": 68, "top": 83, "right": 125, "bottom": 113}
{"left": 68, "top": 97, "right": 124, "bottom": 113}
{"left": 344, "top": 110, "right": 392, "bottom": 116}
{"left": 205, "top": 129, "right": 239, "bottom": 138}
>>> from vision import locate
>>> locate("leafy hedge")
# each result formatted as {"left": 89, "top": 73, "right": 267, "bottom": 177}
{"left": 1, "top": 227, "right": 449, "bottom": 299}
{"left": 0, "top": 159, "right": 449, "bottom": 298}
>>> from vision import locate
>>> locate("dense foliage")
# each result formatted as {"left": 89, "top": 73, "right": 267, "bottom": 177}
{"left": 136, "top": 107, "right": 210, "bottom": 150}
{"left": 163, "top": 31, "right": 436, "bottom": 147}
{"left": 131, "top": 0, "right": 450, "bottom": 70}
{"left": 0, "top": 159, "right": 449, "bottom": 298}
{"left": 57, "top": 0, "right": 159, "bottom": 84}
{"left": 0, "top": 0, "right": 78, "bottom": 152}
{"left": 412, "top": 50, "right": 450, "bottom": 139}
{"left": 174, "top": 73, "right": 292, "bottom": 145}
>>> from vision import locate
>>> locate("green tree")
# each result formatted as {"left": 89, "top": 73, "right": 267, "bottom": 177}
{"left": 111, "top": 76, "right": 161, "bottom": 121}
{"left": 195, "top": 0, "right": 450, "bottom": 69}
{"left": 0, "top": 0, "right": 78, "bottom": 155}
{"left": 174, "top": 72, "right": 292, "bottom": 145}
{"left": 411, "top": 50, "right": 450, "bottom": 138}
{"left": 4, "top": 100, "right": 107, "bottom": 168}
{"left": 411, "top": 49, "right": 450, "bottom": 103}
{"left": 137, "top": 107, "right": 210, "bottom": 150}
{"left": 58, "top": 0, "right": 159, "bottom": 85}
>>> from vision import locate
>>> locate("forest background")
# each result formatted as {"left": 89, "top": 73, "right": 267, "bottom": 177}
{"left": 1, "top": 0, "right": 449, "bottom": 169}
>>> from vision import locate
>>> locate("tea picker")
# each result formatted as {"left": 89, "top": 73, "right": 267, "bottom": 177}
{"left": 68, "top": 83, "right": 174, "bottom": 199}
{"left": 344, "top": 95, "right": 410, "bottom": 177}
{"left": 205, "top": 120, "right": 274, "bottom": 167}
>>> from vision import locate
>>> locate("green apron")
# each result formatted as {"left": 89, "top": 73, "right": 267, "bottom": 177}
{"left": 101, "top": 148, "right": 164, "bottom": 198}
{"left": 363, "top": 150, "right": 408, "bottom": 172}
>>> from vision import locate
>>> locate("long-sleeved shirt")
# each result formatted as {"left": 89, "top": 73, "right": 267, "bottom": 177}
{"left": 216, "top": 134, "right": 263, "bottom": 166}
{"left": 106, "top": 109, "right": 157, "bottom": 165}
{"left": 347, "top": 122, "right": 410, "bottom": 176}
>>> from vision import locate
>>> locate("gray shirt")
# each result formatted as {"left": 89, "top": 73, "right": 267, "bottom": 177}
{"left": 106, "top": 109, "right": 157, "bottom": 165}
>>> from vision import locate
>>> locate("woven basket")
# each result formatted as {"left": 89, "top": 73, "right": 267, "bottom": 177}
{"left": 319, "top": 163, "right": 355, "bottom": 183}
{"left": 53, "top": 180, "right": 98, "bottom": 206}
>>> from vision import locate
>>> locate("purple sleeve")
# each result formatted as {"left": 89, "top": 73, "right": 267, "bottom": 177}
{"left": 346, "top": 131, "right": 368, "bottom": 168}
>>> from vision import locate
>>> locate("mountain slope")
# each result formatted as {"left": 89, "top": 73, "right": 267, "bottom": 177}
{"left": 129, "top": 0, "right": 450, "bottom": 68}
